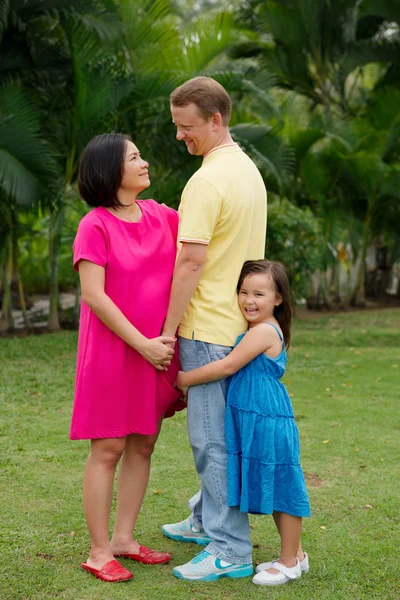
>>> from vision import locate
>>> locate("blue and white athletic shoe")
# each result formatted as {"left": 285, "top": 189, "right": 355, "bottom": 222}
{"left": 172, "top": 550, "right": 254, "bottom": 581}
{"left": 162, "top": 517, "right": 212, "bottom": 545}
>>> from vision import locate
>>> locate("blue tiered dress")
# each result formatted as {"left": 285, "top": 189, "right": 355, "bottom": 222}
{"left": 225, "top": 323, "right": 311, "bottom": 517}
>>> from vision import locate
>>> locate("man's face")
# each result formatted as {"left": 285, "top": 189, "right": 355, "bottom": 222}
{"left": 170, "top": 103, "right": 215, "bottom": 157}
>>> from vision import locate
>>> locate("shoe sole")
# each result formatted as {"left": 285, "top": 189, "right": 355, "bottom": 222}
{"left": 253, "top": 577, "right": 298, "bottom": 586}
{"left": 162, "top": 527, "right": 211, "bottom": 546}
{"left": 173, "top": 565, "right": 254, "bottom": 581}
{"left": 256, "top": 563, "right": 309, "bottom": 574}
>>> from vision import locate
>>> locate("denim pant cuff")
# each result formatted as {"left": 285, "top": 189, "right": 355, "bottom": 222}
{"left": 188, "top": 491, "right": 203, "bottom": 530}
{"left": 188, "top": 513, "right": 203, "bottom": 531}
{"left": 205, "top": 542, "right": 253, "bottom": 565}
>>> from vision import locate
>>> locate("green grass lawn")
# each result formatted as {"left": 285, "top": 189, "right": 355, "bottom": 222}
{"left": 1, "top": 309, "right": 399, "bottom": 600}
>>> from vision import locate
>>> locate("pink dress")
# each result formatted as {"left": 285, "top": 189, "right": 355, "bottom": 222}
{"left": 70, "top": 200, "right": 182, "bottom": 440}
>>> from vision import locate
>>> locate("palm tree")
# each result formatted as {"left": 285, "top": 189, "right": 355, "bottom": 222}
{"left": 0, "top": 85, "right": 58, "bottom": 331}
{"left": 229, "top": 0, "right": 400, "bottom": 305}
{"left": 295, "top": 87, "right": 400, "bottom": 306}
{"left": 0, "top": 0, "right": 123, "bottom": 330}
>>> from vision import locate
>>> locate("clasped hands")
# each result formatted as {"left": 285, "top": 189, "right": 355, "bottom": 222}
{"left": 140, "top": 336, "right": 176, "bottom": 371}
{"left": 140, "top": 335, "right": 188, "bottom": 403}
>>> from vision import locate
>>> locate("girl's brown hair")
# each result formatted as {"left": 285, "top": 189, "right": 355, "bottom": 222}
{"left": 237, "top": 259, "right": 293, "bottom": 348}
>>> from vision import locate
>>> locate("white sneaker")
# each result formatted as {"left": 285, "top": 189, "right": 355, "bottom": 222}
{"left": 252, "top": 559, "right": 301, "bottom": 586}
{"left": 256, "top": 552, "right": 309, "bottom": 574}
{"left": 162, "top": 517, "right": 212, "bottom": 546}
{"left": 173, "top": 550, "right": 254, "bottom": 581}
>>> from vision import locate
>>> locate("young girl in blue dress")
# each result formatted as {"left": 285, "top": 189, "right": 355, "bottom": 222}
{"left": 177, "top": 259, "right": 311, "bottom": 587}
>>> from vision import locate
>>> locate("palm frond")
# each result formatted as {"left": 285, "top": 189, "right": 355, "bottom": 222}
{"left": 119, "top": 0, "right": 179, "bottom": 70}
{"left": 289, "top": 128, "right": 325, "bottom": 164}
{"left": 342, "top": 38, "right": 400, "bottom": 82}
{"left": 0, "top": 85, "right": 58, "bottom": 205}
{"left": 167, "top": 13, "right": 238, "bottom": 76}
{"left": 357, "top": 0, "right": 400, "bottom": 26}
{"left": 231, "top": 123, "right": 296, "bottom": 194}
{"left": 0, "top": 148, "right": 42, "bottom": 205}
{"left": 0, "top": 0, "right": 9, "bottom": 41}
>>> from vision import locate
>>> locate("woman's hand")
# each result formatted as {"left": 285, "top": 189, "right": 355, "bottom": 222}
{"left": 176, "top": 370, "right": 189, "bottom": 396}
{"left": 139, "top": 336, "right": 175, "bottom": 370}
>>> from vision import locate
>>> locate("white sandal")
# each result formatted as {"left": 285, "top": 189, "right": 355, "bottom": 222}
{"left": 252, "top": 559, "right": 301, "bottom": 586}
{"left": 256, "top": 552, "right": 309, "bottom": 574}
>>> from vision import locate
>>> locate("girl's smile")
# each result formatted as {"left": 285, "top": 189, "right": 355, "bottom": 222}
{"left": 238, "top": 273, "right": 282, "bottom": 327}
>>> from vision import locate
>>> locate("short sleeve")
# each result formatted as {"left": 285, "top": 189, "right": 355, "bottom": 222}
{"left": 73, "top": 214, "right": 108, "bottom": 271}
{"left": 178, "top": 178, "right": 222, "bottom": 245}
{"left": 161, "top": 204, "right": 179, "bottom": 243}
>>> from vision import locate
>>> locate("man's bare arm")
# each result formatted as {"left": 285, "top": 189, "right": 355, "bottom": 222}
{"left": 162, "top": 242, "right": 207, "bottom": 336}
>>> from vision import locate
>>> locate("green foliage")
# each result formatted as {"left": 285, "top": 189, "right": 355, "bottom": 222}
{"left": 266, "top": 199, "right": 324, "bottom": 299}
{"left": 0, "top": 85, "right": 58, "bottom": 207}
{"left": 17, "top": 193, "right": 84, "bottom": 294}
{"left": 2, "top": 0, "right": 400, "bottom": 317}
{"left": 231, "top": 123, "right": 296, "bottom": 195}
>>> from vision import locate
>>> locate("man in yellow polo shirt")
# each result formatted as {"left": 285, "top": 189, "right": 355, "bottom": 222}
{"left": 162, "top": 76, "right": 267, "bottom": 581}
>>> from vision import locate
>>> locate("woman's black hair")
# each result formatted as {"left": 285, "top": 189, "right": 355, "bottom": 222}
{"left": 237, "top": 259, "right": 293, "bottom": 348}
{"left": 78, "top": 133, "right": 132, "bottom": 208}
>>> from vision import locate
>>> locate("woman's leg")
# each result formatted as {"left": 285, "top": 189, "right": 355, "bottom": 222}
{"left": 83, "top": 437, "right": 126, "bottom": 569}
{"left": 272, "top": 511, "right": 305, "bottom": 562}
{"left": 111, "top": 428, "right": 161, "bottom": 554}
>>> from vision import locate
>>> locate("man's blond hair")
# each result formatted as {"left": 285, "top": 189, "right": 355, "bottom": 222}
{"left": 170, "top": 76, "right": 232, "bottom": 126}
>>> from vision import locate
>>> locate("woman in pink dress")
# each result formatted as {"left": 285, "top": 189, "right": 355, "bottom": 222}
{"left": 71, "top": 133, "right": 181, "bottom": 582}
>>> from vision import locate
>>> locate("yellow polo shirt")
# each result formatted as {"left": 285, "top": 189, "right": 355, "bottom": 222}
{"left": 178, "top": 144, "right": 267, "bottom": 346}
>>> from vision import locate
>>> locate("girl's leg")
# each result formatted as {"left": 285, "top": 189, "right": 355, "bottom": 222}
{"left": 269, "top": 511, "right": 302, "bottom": 572}
{"left": 111, "top": 427, "right": 161, "bottom": 554}
{"left": 83, "top": 437, "right": 126, "bottom": 569}
{"left": 273, "top": 511, "right": 305, "bottom": 562}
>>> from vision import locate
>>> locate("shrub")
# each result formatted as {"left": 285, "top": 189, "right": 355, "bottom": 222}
{"left": 265, "top": 199, "right": 324, "bottom": 299}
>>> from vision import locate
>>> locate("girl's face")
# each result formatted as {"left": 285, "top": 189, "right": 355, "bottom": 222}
{"left": 238, "top": 273, "right": 282, "bottom": 327}
{"left": 119, "top": 141, "right": 150, "bottom": 194}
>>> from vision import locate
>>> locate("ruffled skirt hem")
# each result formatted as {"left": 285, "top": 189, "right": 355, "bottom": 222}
{"left": 227, "top": 454, "right": 311, "bottom": 518}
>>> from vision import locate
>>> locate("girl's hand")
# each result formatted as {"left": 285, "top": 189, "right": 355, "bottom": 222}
{"left": 139, "top": 336, "right": 175, "bottom": 370}
{"left": 176, "top": 370, "right": 189, "bottom": 396}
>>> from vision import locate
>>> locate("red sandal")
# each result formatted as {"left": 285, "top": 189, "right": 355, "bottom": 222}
{"left": 81, "top": 559, "right": 133, "bottom": 582}
{"left": 115, "top": 546, "right": 171, "bottom": 565}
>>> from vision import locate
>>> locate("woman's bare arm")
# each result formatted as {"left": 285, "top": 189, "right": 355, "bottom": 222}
{"left": 79, "top": 260, "right": 175, "bottom": 370}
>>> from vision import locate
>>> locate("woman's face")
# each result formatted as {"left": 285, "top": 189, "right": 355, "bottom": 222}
{"left": 120, "top": 141, "right": 150, "bottom": 194}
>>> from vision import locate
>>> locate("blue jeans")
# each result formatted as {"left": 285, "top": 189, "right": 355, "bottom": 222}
{"left": 179, "top": 336, "right": 252, "bottom": 564}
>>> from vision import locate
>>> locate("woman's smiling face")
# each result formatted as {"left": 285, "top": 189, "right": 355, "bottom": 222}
{"left": 119, "top": 141, "right": 150, "bottom": 194}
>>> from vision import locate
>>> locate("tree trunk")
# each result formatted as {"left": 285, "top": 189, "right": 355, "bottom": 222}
{"left": 306, "top": 270, "right": 333, "bottom": 310}
{"left": 350, "top": 212, "right": 372, "bottom": 307}
{"left": 350, "top": 240, "right": 367, "bottom": 307}
{"left": 48, "top": 204, "right": 66, "bottom": 331}
{"left": 0, "top": 234, "right": 14, "bottom": 332}
{"left": 306, "top": 271, "right": 321, "bottom": 309}
{"left": 318, "top": 271, "right": 333, "bottom": 310}
{"left": 331, "top": 263, "right": 342, "bottom": 305}
{"left": 11, "top": 211, "right": 31, "bottom": 330}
